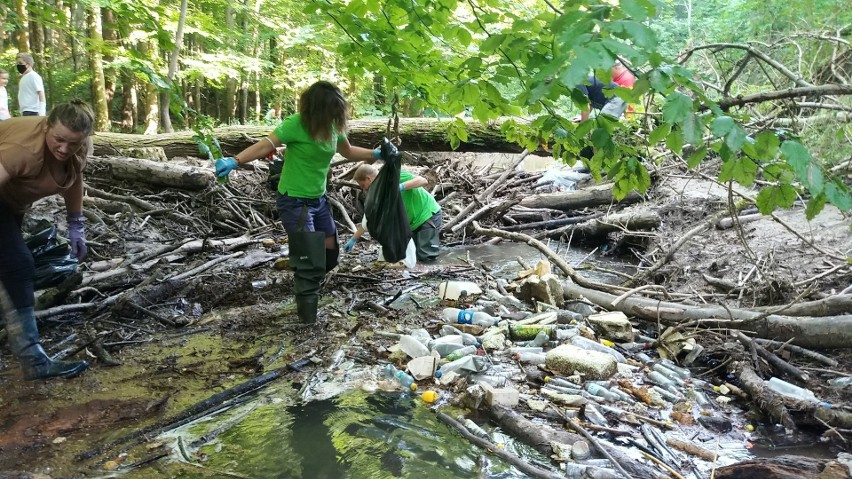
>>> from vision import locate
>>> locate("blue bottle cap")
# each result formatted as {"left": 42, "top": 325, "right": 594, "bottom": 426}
{"left": 434, "top": 370, "right": 443, "bottom": 378}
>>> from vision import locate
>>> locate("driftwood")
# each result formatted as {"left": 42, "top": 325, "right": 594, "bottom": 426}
{"left": 519, "top": 184, "right": 644, "bottom": 211}
{"left": 562, "top": 282, "right": 852, "bottom": 349}
{"left": 542, "top": 210, "right": 661, "bottom": 239}
{"left": 92, "top": 118, "right": 525, "bottom": 159}
{"left": 715, "top": 455, "right": 830, "bottom": 479}
{"left": 88, "top": 156, "right": 214, "bottom": 190}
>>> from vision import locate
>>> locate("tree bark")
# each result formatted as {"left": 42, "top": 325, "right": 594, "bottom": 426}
{"left": 224, "top": 6, "right": 237, "bottom": 124}
{"left": 14, "top": 0, "right": 28, "bottom": 52}
{"left": 101, "top": 9, "right": 117, "bottom": 104}
{"left": 160, "top": 0, "right": 187, "bottom": 134}
{"left": 140, "top": 40, "right": 159, "bottom": 135}
{"left": 88, "top": 7, "right": 109, "bottom": 131}
{"left": 519, "top": 184, "right": 644, "bottom": 211}
{"left": 543, "top": 210, "right": 661, "bottom": 239}
{"left": 562, "top": 282, "right": 852, "bottom": 349}
{"left": 91, "top": 118, "right": 521, "bottom": 158}
{"left": 88, "top": 156, "right": 214, "bottom": 190}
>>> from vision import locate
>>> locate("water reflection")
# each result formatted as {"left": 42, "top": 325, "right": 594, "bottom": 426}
{"left": 173, "top": 389, "right": 550, "bottom": 478}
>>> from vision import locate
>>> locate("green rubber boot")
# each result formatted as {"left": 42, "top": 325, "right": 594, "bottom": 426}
{"left": 6, "top": 307, "right": 88, "bottom": 379}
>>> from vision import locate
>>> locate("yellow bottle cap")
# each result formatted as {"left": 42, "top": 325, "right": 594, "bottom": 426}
{"left": 410, "top": 383, "right": 418, "bottom": 392}
{"left": 600, "top": 339, "right": 615, "bottom": 347}
{"left": 544, "top": 376, "right": 552, "bottom": 383}
{"left": 421, "top": 390, "right": 439, "bottom": 403}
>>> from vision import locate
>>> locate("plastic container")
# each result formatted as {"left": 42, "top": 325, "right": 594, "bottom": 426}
{"left": 646, "top": 371, "right": 679, "bottom": 395}
{"left": 544, "top": 376, "right": 580, "bottom": 389}
{"left": 544, "top": 383, "right": 584, "bottom": 395}
{"left": 445, "top": 345, "right": 477, "bottom": 362}
{"left": 508, "top": 346, "right": 544, "bottom": 355}
{"left": 440, "top": 325, "right": 479, "bottom": 346}
{"left": 459, "top": 416, "right": 489, "bottom": 438}
{"left": 766, "top": 377, "right": 818, "bottom": 402}
{"left": 435, "top": 355, "right": 488, "bottom": 378}
{"left": 438, "top": 281, "right": 482, "bottom": 300}
{"left": 421, "top": 390, "right": 439, "bottom": 403}
{"left": 383, "top": 363, "right": 417, "bottom": 391}
{"left": 431, "top": 342, "right": 466, "bottom": 358}
{"left": 528, "top": 330, "right": 549, "bottom": 347}
{"left": 443, "top": 308, "right": 498, "bottom": 327}
{"left": 829, "top": 377, "right": 852, "bottom": 390}
{"left": 399, "top": 335, "right": 430, "bottom": 359}
{"left": 660, "top": 358, "right": 691, "bottom": 379}
{"left": 585, "top": 383, "right": 620, "bottom": 402}
{"left": 514, "top": 352, "right": 546, "bottom": 364}
{"left": 583, "top": 404, "right": 608, "bottom": 426}
{"left": 652, "top": 364, "right": 685, "bottom": 386}
{"left": 569, "top": 335, "right": 626, "bottom": 363}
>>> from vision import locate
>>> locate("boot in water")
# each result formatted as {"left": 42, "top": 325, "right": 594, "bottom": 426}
{"left": 6, "top": 307, "right": 88, "bottom": 379}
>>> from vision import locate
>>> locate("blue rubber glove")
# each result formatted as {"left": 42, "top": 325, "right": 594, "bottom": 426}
{"left": 215, "top": 157, "right": 239, "bottom": 177}
{"left": 67, "top": 213, "right": 87, "bottom": 260}
{"left": 344, "top": 237, "right": 357, "bottom": 253}
{"left": 399, "top": 183, "right": 405, "bottom": 192}
{"left": 372, "top": 148, "right": 381, "bottom": 160}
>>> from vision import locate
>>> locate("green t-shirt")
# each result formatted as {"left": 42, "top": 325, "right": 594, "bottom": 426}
{"left": 400, "top": 170, "right": 441, "bottom": 230}
{"left": 272, "top": 113, "right": 346, "bottom": 198}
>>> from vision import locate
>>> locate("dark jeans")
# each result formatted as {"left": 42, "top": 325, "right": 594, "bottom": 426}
{"left": 21, "top": 111, "right": 38, "bottom": 117}
{"left": 0, "top": 204, "right": 35, "bottom": 309}
{"left": 275, "top": 193, "right": 337, "bottom": 238}
{"left": 413, "top": 211, "right": 442, "bottom": 262}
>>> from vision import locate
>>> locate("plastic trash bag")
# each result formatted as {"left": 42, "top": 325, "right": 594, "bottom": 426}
{"left": 364, "top": 216, "right": 417, "bottom": 269}
{"left": 25, "top": 225, "right": 79, "bottom": 290}
{"left": 364, "top": 139, "right": 412, "bottom": 263}
{"left": 535, "top": 166, "right": 592, "bottom": 193}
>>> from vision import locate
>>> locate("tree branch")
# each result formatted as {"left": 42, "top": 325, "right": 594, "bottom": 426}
{"left": 680, "top": 42, "right": 815, "bottom": 88}
{"left": 717, "top": 84, "right": 852, "bottom": 110}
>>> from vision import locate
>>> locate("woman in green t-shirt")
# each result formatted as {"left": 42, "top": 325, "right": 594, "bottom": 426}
{"left": 215, "top": 81, "right": 381, "bottom": 323}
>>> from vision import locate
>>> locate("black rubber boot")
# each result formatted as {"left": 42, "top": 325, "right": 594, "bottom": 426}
{"left": 295, "top": 294, "right": 319, "bottom": 325}
{"left": 290, "top": 231, "right": 327, "bottom": 324}
{"left": 325, "top": 245, "right": 340, "bottom": 273}
{"left": 6, "top": 307, "right": 89, "bottom": 380}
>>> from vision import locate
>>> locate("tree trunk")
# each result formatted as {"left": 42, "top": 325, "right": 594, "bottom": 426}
{"left": 88, "top": 7, "right": 109, "bottom": 132}
{"left": 224, "top": 6, "right": 236, "bottom": 124}
{"left": 139, "top": 39, "right": 159, "bottom": 135}
{"left": 14, "top": 0, "right": 28, "bottom": 52}
{"left": 101, "top": 9, "right": 117, "bottom": 105}
{"left": 91, "top": 118, "right": 522, "bottom": 159}
{"left": 542, "top": 210, "right": 661, "bottom": 238}
{"left": 562, "top": 282, "right": 852, "bottom": 349}
{"left": 160, "top": 0, "right": 187, "bottom": 134}
{"left": 29, "top": 18, "right": 43, "bottom": 59}
{"left": 88, "top": 156, "right": 214, "bottom": 190}
{"left": 120, "top": 71, "right": 138, "bottom": 133}
{"left": 520, "top": 184, "right": 645, "bottom": 211}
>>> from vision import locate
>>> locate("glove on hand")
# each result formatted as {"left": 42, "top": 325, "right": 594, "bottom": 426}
{"left": 343, "top": 237, "right": 357, "bottom": 253}
{"left": 67, "top": 213, "right": 87, "bottom": 260}
{"left": 399, "top": 183, "right": 405, "bottom": 192}
{"left": 215, "top": 157, "right": 239, "bottom": 177}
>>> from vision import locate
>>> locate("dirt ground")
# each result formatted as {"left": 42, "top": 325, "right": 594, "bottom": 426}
{"left": 0, "top": 154, "right": 850, "bottom": 477}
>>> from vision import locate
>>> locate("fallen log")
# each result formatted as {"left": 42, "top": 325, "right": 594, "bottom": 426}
{"left": 562, "top": 282, "right": 852, "bottom": 349}
{"left": 500, "top": 213, "right": 599, "bottom": 232}
{"left": 543, "top": 210, "right": 661, "bottom": 239}
{"left": 714, "top": 454, "right": 829, "bottom": 479}
{"left": 88, "top": 156, "right": 214, "bottom": 190}
{"left": 751, "top": 293, "right": 852, "bottom": 317}
{"left": 519, "top": 184, "right": 643, "bottom": 211}
{"left": 92, "top": 118, "right": 526, "bottom": 159}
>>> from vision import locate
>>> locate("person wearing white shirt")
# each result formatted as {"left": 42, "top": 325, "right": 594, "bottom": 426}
{"left": 15, "top": 53, "right": 46, "bottom": 117}
{"left": 0, "top": 69, "right": 10, "bottom": 120}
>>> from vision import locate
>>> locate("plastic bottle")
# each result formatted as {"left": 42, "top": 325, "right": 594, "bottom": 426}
{"left": 687, "top": 387, "right": 711, "bottom": 408}
{"left": 583, "top": 404, "right": 608, "bottom": 426}
{"left": 508, "top": 346, "right": 544, "bottom": 355}
{"left": 510, "top": 324, "right": 557, "bottom": 341}
{"left": 660, "top": 358, "right": 692, "bottom": 379}
{"left": 544, "top": 383, "right": 584, "bottom": 395}
{"left": 442, "top": 307, "right": 498, "bottom": 327}
{"left": 585, "top": 383, "right": 620, "bottom": 402}
{"left": 569, "top": 336, "right": 626, "bottom": 363}
{"left": 440, "top": 325, "right": 479, "bottom": 346}
{"left": 445, "top": 345, "right": 477, "bottom": 362}
{"left": 514, "top": 352, "right": 546, "bottom": 364}
{"left": 765, "top": 377, "right": 818, "bottom": 402}
{"left": 652, "top": 363, "right": 685, "bottom": 386}
{"left": 399, "top": 335, "right": 430, "bottom": 359}
{"left": 646, "top": 371, "right": 679, "bottom": 395}
{"left": 651, "top": 385, "right": 679, "bottom": 403}
{"left": 544, "top": 376, "right": 580, "bottom": 389}
{"left": 459, "top": 416, "right": 489, "bottom": 438}
{"left": 435, "top": 355, "right": 488, "bottom": 378}
{"left": 555, "top": 327, "right": 580, "bottom": 341}
{"left": 528, "top": 330, "right": 549, "bottom": 347}
{"left": 395, "top": 370, "right": 418, "bottom": 391}
{"left": 607, "top": 386, "right": 637, "bottom": 404}
{"left": 431, "top": 342, "right": 466, "bottom": 358}
{"left": 829, "top": 377, "right": 852, "bottom": 390}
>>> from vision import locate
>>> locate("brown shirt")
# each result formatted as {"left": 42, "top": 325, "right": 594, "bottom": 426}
{"left": 0, "top": 117, "right": 91, "bottom": 214}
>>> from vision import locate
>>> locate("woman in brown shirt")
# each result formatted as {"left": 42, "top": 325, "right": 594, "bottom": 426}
{"left": 0, "top": 100, "right": 93, "bottom": 379}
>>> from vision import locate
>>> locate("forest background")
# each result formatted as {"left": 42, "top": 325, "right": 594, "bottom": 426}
{"left": 1, "top": 0, "right": 850, "bottom": 217}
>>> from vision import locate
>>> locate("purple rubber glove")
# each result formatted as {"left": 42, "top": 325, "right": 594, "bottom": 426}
{"left": 67, "top": 213, "right": 87, "bottom": 260}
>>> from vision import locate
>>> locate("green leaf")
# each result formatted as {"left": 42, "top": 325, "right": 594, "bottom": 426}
{"left": 619, "top": 0, "right": 654, "bottom": 20}
{"left": 591, "top": 128, "right": 612, "bottom": 150}
{"left": 666, "top": 129, "right": 684, "bottom": 155}
{"left": 719, "top": 157, "right": 758, "bottom": 185}
{"left": 807, "top": 164, "right": 825, "bottom": 196}
{"left": 781, "top": 140, "right": 812, "bottom": 181}
{"left": 825, "top": 180, "right": 852, "bottom": 211}
{"left": 725, "top": 124, "right": 747, "bottom": 152}
{"left": 682, "top": 113, "right": 704, "bottom": 145}
{"left": 687, "top": 146, "right": 708, "bottom": 169}
{"left": 805, "top": 193, "right": 827, "bottom": 220}
{"left": 710, "top": 116, "right": 734, "bottom": 137}
{"left": 752, "top": 130, "right": 780, "bottom": 161}
{"left": 756, "top": 185, "right": 798, "bottom": 214}
{"left": 649, "top": 123, "right": 671, "bottom": 144}
{"left": 662, "top": 92, "right": 693, "bottom": 124}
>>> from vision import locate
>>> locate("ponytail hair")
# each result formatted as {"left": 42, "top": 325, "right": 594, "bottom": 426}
{"left": 299, "top": 81, "right": 348, "bottom": 143}
{"left": 47, "top": 99, "right": 94, "bottom": 136}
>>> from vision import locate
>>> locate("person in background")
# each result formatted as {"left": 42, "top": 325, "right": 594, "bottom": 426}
{"left": 16, "top": 53, "right": 46, "bottom": 117}
{"left": 0, "top": 69, "right": 10, "bottom": 120}
{"left": 574, "top": 76, "right": 627, "bottom": 122}
{"left": 0, "top": 100, "right": 94, "bottom": 380}
{"left": 611, "top": 60, "right": 636, "bottom": 88}
{"left": 214, "top": 81, "right": 381, "bottom": 324}
{"left": 346, "top": 164, "right": 442, "bottom": 263}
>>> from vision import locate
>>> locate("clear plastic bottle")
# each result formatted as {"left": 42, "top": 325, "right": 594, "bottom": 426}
{"left": 829, "top": 377, "right": 852, "bottom": 390}
{"left": 395, "top": 370, "right": 418, "bottom": 391}
{"left": 398, "top": 335, "right": 430, "bottom": 359}
{"left": 555, "top": 328, "right": 579, "bottom": 341}
{"left": 646, "top": 371, "right": 680, "bottom": 395}
{"left": 442, "top": 307, "right": 498, "bottom": 327}
{"left": 652, "top": 363, "right": 685, "bottom": 386}
{"left": 514, "top": 352, "right": 546, "bottom": 364}
{"left": 569, "top": 335, "right": 626, "bottom": 363}
{"left": 508, "top": 346, "right": 544, "bottom": 355}
{"left": 435, "top": 355, "right": 488, "bottom": 378}
{"left": 528, "top": 330, "right": 549, "bottom": 347}
{"left": 431, "top": 342, "right": 466, "bottom": 358}
{"left": 585, "top": 383, "right": 620, "bottom": 402}
{"left": 544, "top": 376, "right": 581, "bottom": 389}
{"left": 445, "top": 345, "right": 477, "bottom": 362}
{"left": 544, "top": 383, "right": 584, "bottom": 395}
{"left": 766, "top": 377, "right": 817, "bottom": 402}
{"left": 583, "top": 404, "right": 608, "bottom": 426}
{"left": 459, "top": 416, "right": 489, "bottom": 438}
{"left": 440, "top": 325, "right": 479, "bottom": 346}
{"left": 660, "top": 358, "right": 691, "bottom": 379}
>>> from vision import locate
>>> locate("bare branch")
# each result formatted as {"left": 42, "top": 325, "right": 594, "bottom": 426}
{"left": 680, "top": 43, "right": 815, "bottom": 88}
{"left": 717, "top": 84, "right": 852, "bottom": 110}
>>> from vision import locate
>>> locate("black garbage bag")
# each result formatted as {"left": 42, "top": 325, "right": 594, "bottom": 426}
{"left": 364, "top": 139, "right": 412, "bottom": 263}
{"left": 24, "top": 225, "right": 79, "bottom": 290}
{"left": 267, "top": 157, "right": 284, "bottom": 191}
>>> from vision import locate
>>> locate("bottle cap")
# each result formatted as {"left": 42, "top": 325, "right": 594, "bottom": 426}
{"left": 421, "top": 390, "right": 439, "bottom": 403}
{"left": 434, "top": 370, "right": 443, "bottom": 378}
{"left": 544, "top": 376, "right": 551, "bottom": 382}
{"left": 410, "top": 383, "right": 418, "bottom": 391}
